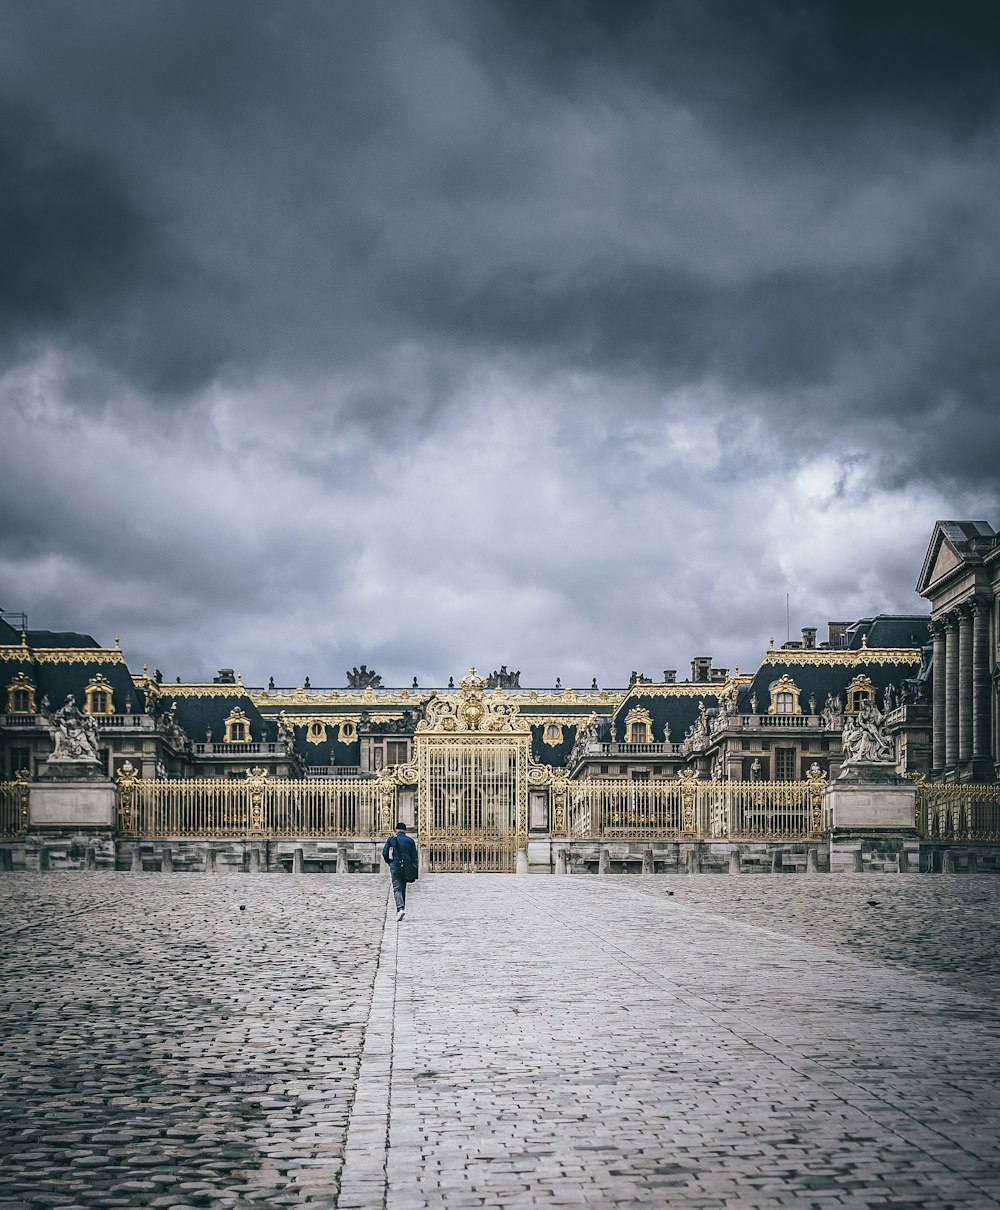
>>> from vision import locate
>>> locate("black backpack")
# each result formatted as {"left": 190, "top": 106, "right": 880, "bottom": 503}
{"left": 391, "top": 836, "right": 419, "bottom": 883}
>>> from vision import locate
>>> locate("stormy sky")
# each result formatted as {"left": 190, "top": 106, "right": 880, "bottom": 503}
{"left": 2, "top": 0, "right": 999, "bottom": 688}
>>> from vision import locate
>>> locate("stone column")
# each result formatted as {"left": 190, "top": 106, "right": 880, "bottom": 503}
{"left": 972, "top": 600, "right": 991, "bottom": 762}
{"left": 945, "top": 612, "right": 959, "bottom": 770}
{"left": 958, "top": 604, "right": 974, "bottom": 766}
{"left": 931, "top": 619, "right": 946, "bottom": 773}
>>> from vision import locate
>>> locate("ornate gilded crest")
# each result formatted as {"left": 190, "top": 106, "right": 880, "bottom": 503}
{"left": 418, "top": 668, "right": 524, "bottom": 733}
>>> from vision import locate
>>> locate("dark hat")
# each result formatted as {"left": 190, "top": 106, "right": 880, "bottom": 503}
{"left": 395, "top": 821, "right": 408, "bottom": 831}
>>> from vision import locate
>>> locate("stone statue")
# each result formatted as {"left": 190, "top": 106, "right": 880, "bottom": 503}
{"left": 841, "top": 700, "right": 895, "bottom": 766}
{"left": 347, "top": 665, "right": 382, "bottom": 689}
{"left": 820, "top": 693, "right": 842, "bottom": 729}
{"left": 47, "top": 695, "right": 101, "bottom": 763}
{"left": 750, "top": 758, "right": 762, "bottom": 781}
{"left": 485, "top": 665, "right": 521, "bottom": 689}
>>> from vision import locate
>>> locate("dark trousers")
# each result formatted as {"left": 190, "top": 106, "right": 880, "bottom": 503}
{"left": 390, "top": 868, "right": 406, "bottom": 911}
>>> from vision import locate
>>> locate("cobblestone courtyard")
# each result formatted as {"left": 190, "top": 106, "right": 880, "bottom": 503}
{"left": 2, "top": 874, "right": 1000, "bottom": 1209}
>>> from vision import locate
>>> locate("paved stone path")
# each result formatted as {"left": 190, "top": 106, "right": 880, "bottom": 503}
{"left": 2, "top": 873, "right": 1000, "bottom": 1209}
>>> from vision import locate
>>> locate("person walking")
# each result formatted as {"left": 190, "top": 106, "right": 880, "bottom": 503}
{"left": 382, "top": 822, "right": 418, "bottom": 921}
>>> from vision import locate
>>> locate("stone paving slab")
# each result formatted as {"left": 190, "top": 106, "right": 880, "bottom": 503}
{"left": 2, "top": 872, "right": 1000, "bottom": 1209}
{"left": 389, "top": 875, "right": 1000, "bottom": 1209}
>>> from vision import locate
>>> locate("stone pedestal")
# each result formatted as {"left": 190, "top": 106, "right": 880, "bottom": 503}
{"left": 30, "top": 761, "right": 116, "bottom": 830}
{"left": 827, "top": 765, "right": 919, "bottom": 873}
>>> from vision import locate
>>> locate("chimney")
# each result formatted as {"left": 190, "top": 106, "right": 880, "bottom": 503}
{"left": 710, "top": 667, "right": 728, "bottom": 682}
{"left": 662, "top": 670, "right": 676, "bottom": 683}
{"left": 826, "top": 622, "right": 848, "bottom": 648}
{"left": 691, "top": 656, "right": 712, "bottom": 683}
{"left": 801, "top": 627, "right": 817, "bottom": 649}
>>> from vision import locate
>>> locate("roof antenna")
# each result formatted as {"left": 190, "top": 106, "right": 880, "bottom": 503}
{"left": 786, "top": 593, "right": 790, "bottom": 644}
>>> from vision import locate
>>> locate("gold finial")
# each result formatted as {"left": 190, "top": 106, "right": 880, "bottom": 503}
{"left": 114, "top": 634, "right": 121, "bottom": 649}
{"left": 769, "top": 636, "right": 774, "bottom": 649}
{"left": 20, "top": 628, "right": 27, "bottom": 647}
{"left": 143, "top": 663, "right": 148, "bottom": 675}
{"left": 862, "top": 634, "right": 868, "bottom": 648}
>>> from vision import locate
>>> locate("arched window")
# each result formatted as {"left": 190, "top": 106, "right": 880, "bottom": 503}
{"left": 6, "top": 672, "right": 36, "bottom": 715}
{"left": 845, "top": 674, "right": 876, "bottom": 714}
{"left": 307, "top": 721, "right": 328, "bottom": 744}
{"left": 624, "top": 706, "right": 654, "bottom": 745}
{"left": 84, "top": 673, "right": 114, "bottom": 715}
{"left": 767, "top": 676, "right": 801, "bottom": 716}
{"left": 223, "top": 706, "right": 252, "bottom": 743}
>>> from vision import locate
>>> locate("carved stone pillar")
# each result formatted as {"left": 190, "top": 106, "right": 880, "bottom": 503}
{"left": 944, "top": 612, "right": 959, "bottom": 770}
{"left": 972, "top": 599, "right": 991, "bottom": 761}
{"left": 957, "top": 604, "right": 974, "bottom": 766}
{"left": 931, "top": 619, "right": 946, "bottom": 773}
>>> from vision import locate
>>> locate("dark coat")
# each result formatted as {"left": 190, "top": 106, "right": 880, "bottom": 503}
{"left": 382, "top": 830, "right": 417, "bottom": 874}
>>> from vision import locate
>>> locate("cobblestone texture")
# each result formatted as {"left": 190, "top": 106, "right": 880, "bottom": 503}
{"left": 0, "top": 874, "right": 388, "bottom": 1209}
{"left": 2, "top": 872, "right": 1000, "bottom": 1209}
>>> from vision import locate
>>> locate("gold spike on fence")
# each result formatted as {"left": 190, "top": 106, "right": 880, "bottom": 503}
{"left": 116, "top": 767, "right": 382, "bottom": 839}
{"left": 916, "top": 783, "right": 1000, "bottom": 842}
{"left": 0, "top": 771, "right": 30, "bottom": 838}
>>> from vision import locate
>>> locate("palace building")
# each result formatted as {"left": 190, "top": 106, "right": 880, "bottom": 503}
{"left": 2, "top": 519, "right": 998, "bottom": 799}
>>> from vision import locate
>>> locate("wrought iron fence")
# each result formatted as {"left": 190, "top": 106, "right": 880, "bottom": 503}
{"left": 0, "top": 772, "right": 30, "bottom": 837}
{"left": 116, "top": 767, "right": 384, "bottom": 839}
{"left": 566, "top": 776, "right": 824, "bottom": 841}
{"left": 916, "top": 783, "right": 1000, "bottom": 842}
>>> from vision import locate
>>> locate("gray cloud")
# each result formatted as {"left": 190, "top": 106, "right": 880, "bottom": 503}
{"left": 1, "top": 1, "right": 998, "bottom": 683}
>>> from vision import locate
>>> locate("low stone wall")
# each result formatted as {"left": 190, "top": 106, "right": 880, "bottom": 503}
{"left": 547, "top": 839, "right": 830, "bottom": 874}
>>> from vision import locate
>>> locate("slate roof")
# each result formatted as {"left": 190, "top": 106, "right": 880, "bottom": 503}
{"left": 612, "top": 690, "right": 720, "bottom": 744}
{"left": 842, "top": 615, "right": 930, "bottom": 650}
{"left": 158, "top": 692, "right": 272, "bottom": 743}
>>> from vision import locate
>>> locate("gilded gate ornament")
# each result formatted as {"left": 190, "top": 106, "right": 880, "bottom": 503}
{"left": 677, "top": 768, "right": 699, "bottom": 835}
{"left": 14, "top": 767, "right": 30, "bottom": 834}
{"left": 805, "top": 762, "right": 828, "bottom": 834}
{"left": 245, "top": 766, "right": 269, "bottom": 834}
{"left": 116, "top": 761, "right": 140, "bottom": 835}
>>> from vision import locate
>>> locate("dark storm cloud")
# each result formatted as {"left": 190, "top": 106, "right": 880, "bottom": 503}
{"left": 2, "top": 1, "right": 999, "bottom": 682}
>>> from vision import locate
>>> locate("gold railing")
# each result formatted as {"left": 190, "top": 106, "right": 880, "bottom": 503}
{"left": 567, "top": 776, "right": 825, "bottom": 841}
{"left": 917, "top": 783, "right": 1000, "bottom": 842}
{"left": 116, "top": 767, "right": 382, "bottom": 838}
{"left": 0, "top": 771, "right": 30, "bottom": 837}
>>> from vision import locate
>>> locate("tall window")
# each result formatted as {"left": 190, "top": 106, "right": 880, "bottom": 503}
{"left": 386, "top": 740, "right": 408, "bottom": 766}
{"left": 6, "top": 673, "right": 37, "bottom": 715}
{"left": 774, "top": 692, "right": 795, "bottom": 714}
{"left": 223, "top": 706, "right": 252, "bottom": 743}
{"left": 628, "top": 722, "right": 649, "bottom": 743}
{"left": 774, "top": 748, "right": 797, "bottom": 780}
{"left": 84, "top": 674, "right": 114, "bottom": 715}
{"left": 9, "top": 746, "right": 30, "bottom": 778}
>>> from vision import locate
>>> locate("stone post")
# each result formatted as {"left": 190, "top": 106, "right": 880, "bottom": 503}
{"left": 827, "top": 764, "right": 919, "bottom": 873}
{"left": 419, "top": 845, "right": 430, "bottom": 875}
{"left": 516, "top": 847, "right": 529, "bottom": 875}
{"left": 130, "top": 846, "right": 142, "bottom": 872}
{"left": 84, "top": 845, "right": 96, "bottom": 872}
{"left": 931, "top": 619, "right": 946, "bottom": 773}
{"left": 806, "top": 847, "right": 820, "bottom": 874}
{"left": 942, "top": 849, "right": 955, "bottom": 873}
{"left": 337, "top": 846, "right": 349, "bottom": 874}
{"left": 728, "top": 850, "right": 741, "bottom": 875}
{"left": 958, "top": 604, "right": 974, "bottom": 766}
{"left": 967, "top": 850, "right": 978, "bottom": 875}
{"left": 162, "top": 847, "right": 174, "bottom": 873}
{"left": 945, "top": 612, "right": 959, "bottom": 769}
{"left": 598, "top": 848, "right": 610, "bottom": 874}
{"left": 686, "top": 848, "right": 700, "bottom": 875}
{"left": 770, "top": 850, "right": 783, "bottom": 874}
{"left": 641, "top": 849, "right": 654, "bottom": 874}
{"left": 554, "top": 848, "right": 567, "bottom": 875}
{"left": 249, "top": 847, "right": 260, "bottom": 873}
{"left": 292, "top": 847, "right": 303, "bottom": 874}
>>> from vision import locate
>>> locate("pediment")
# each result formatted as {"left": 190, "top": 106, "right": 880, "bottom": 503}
{"left": 917, "top": 524, "right": 967, "bottom": 596}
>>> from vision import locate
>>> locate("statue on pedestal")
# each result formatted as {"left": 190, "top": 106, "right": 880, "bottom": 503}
{"left": 841, "top": 700, "right": 895, "bottom": 767}
{"left": 46, "top": 695, "right": 101, "bottom": 763}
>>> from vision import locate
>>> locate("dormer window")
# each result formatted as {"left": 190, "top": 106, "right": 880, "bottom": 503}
{"left": 84, "top": 673, "right": 114, "bottom": 715}
{"left": 223, "top": 706, "right": 252, "bottom": 743}
{"left": 624, "top": 706, "right": 654, "bottom": 744}
{"left": 845, "top": 674, "right": 876, "bottom": 714}
{"left": 6, "top": 672, "right": 36, "bottom": 714}
{"left": 767, "top": 675, "right": 802, "bottom": 716}
{"left": 542, "top": 721, "right": 564, "bottom": 746}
